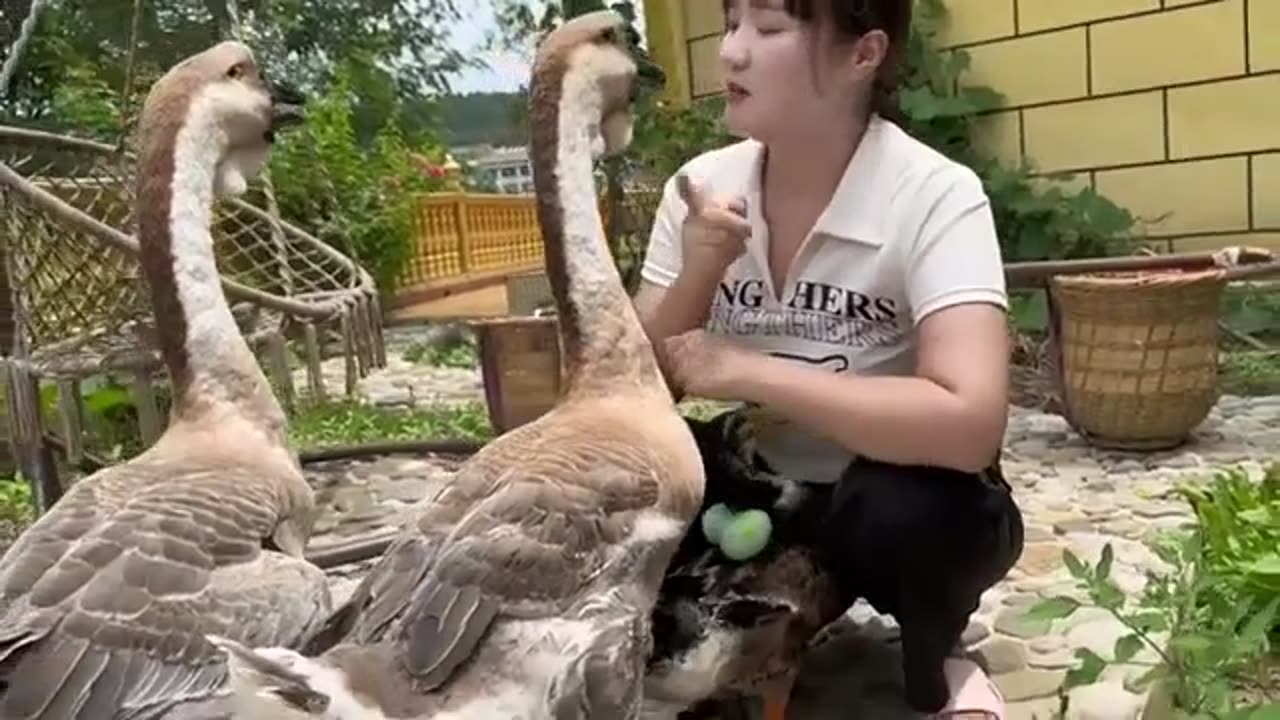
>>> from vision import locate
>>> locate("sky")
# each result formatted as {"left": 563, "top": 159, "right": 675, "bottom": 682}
{"left": 449, "top": 0, "right": 649, "bottom": 94}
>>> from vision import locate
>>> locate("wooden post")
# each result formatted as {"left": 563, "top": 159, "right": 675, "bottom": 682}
{"left": 55, "top": 379, "right": 83, "bottom": 467}
{"left": 5, "top": 360, "right": 61, "bottom": 513}
{"left": 367, "top": 291, "right": 387, "bottom": 367}
{"left": 130, "top": 368, "right": 162, "bottom": 446}
{"left": 0, "top": 241, "right": 13, "bottom": 360}
{"left": 303, "top": 322, "right": 326, "bottom": 403}
{"left": 265, "top": 332, "right": 295, "bottom": 414}
{"left": 340, "top": 309, "right": 356, "bottom": 397}
{"left": 455, "top": 195, "right": 472, "bottom": 275}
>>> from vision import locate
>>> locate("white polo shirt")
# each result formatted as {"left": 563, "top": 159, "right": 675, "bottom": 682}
{"left": 641, "top": 115, "right": 1008, "bottom": 483}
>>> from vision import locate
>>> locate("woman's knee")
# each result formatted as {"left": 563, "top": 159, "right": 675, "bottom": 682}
{"left": 822, "top": 461, "right": 1023, "bottom": 583}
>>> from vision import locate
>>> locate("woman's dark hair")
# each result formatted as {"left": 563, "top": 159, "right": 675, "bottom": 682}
{"left": 783, "top": 0, "right": 912, "bottom": 121}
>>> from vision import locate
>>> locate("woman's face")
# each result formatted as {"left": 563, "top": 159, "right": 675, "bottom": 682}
{"left": 719, "top": 0, "right": 876, "bottom": 142}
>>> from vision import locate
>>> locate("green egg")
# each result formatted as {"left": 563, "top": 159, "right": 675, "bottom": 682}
{"left": 701, "top": 503, "right": 735, "bottom": 545}
{"left": 718, "top": 509, "right": 772, "bottom": 561}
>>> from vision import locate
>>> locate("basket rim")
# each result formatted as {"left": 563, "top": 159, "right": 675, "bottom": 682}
{"left": 1049, "top": 266, "right": 1228, "bottom": 290}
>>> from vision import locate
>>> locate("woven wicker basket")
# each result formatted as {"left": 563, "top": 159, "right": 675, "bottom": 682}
{"left": 472, "top": 316, "right": 562, "bottom": 434}
{"left": 1047, "top": 268, "right": 1228, "bottom": 450}
{"left": 505, "top": 270, "right": 555, "bottom": 316}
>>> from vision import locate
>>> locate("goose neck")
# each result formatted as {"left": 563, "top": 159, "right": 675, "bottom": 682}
{"left": 136, "top": 102, "right": 288, "bottom": 446}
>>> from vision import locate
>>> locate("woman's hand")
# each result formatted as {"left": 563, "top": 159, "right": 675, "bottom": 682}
{"left": 675, "top": 173, "right": 752, "bottom": 280}
{"left": 663, "top": 329, "right": 754, "bottom": 400}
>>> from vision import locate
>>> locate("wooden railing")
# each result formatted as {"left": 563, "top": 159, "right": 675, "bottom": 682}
{"left": 398, "top": 193, "right": 542, "bottom": 288}
{"left": 397, "top": 189, "right": 663, "bottom": 292}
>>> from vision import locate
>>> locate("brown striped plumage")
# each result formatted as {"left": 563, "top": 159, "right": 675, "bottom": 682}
{"left": 0, "top": 41, "right": 329, "bottom": 719}
{"left": 0, "top": 454, "right": 330, "bottom": 719}
{"left": 220, "top": 11, "right": 700, "bottom": 720}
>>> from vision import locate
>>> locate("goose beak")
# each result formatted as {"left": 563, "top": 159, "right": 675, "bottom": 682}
{"left": 267, "top": 78, "right": 306, "bottom": 131}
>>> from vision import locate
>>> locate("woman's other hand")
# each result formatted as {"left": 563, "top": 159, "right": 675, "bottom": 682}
{"left": 676, "top": 173, "right": 752, "bottom": 281}
{"left": 663, "top": 329, "right": 754, "bottom": 400}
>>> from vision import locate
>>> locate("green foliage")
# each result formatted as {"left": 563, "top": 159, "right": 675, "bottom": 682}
{"left": 433, "top": 92, "right": 531, "bottom": 147}
{"left": 286, "top": 400, "right": 493, "bottom": 448}
{"left": 0, "top": 475, "right": 34, "bottom": 527}
{"left": 1024, "top": 463, "right": 1280, "bottom": 718}
{"left": 266, "top": 70, "right": 449, "bottom": 291}
{"left": 626, "top": 94, "right": 736, "bottom": 185}
{"left": 1222, "top": 285, "right": 1280, "bottom": 343}
{"left": 403, "top": 336, "right": 479, "bottom": 369}
{"left": 3, "top": 0, "right": 467, "bottom": 294}
{"left": 3, "top": 0, "right": 472, "bottom": 129}
{"left": 37, "top": 379, "right": 167, "bottom": 463}
{"left": 1219, "top": 352, "right": 1280, "bottom": 397}
{"left": 45, "top": 65, "right": 125, "bottom": 140}
{"left": 1173, "top": 465, "right": 1280, "bottom": 636}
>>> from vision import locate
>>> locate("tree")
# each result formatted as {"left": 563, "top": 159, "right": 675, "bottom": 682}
{"left": 0, "top": 0, "right": 475, "bottom": 145}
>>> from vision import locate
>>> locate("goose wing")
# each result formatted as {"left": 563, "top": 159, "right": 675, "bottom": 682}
{"left": 0, "top": 461, "right": 331, "bottom": 720}
{"left": 305, "top": 421, "right": 679, "bottom": 691}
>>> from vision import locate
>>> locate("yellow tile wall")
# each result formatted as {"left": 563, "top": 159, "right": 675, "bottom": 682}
{"left": 654, "top": 0, "right": 1277, "bottom": 251}
{"left": 684, "top": 1, "right": 724, "bottom": 39}
{"left": 1015, "top": 0, "right": 1156, "bottom": 34}
{"left": 1094, "top": 157, "right": 1249, "bottom": 235}
{"left": 1253, "top": 154, "right": 1280, "bottom": 229}
{"left": 1021, "top": 92, "right": 1164, "bottom": 173}
{"left": 1088, "top": 0, "right": 1245, "bottom": 95}
{"left": 935, "top": 0, "right": 1015, "bottom": 46}
{"left": 948, "top": 0, "right": 1275, "bottom": 251}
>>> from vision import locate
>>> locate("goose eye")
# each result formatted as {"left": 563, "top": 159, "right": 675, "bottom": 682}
{"left": 227, "top": 63, "right": 243, "bottom": 79}
{"left": 599, "top": 28, "right": 616, "bottom": 44}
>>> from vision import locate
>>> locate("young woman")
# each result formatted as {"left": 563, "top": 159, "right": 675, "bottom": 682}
{"left": 633, "top": 1, "right": 1024, "bottom": 717}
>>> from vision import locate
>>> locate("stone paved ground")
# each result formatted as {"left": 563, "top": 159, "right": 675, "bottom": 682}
{"left": 297, "top": 326, "right": 1279, "bottom": 719}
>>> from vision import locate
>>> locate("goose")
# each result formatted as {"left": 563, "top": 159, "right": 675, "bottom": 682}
{"left": 208, "top": 10, "right": 701, "bottom": 719}
{"left": 0, "top": 41, "right": 333, "bottom": 719}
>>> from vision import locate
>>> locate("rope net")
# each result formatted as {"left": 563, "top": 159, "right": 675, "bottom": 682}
{"left": 0, "top": 127, "right": 378, "bottom": 379}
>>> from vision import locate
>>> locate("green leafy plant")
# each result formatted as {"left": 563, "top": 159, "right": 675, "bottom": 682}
{"left": 267, "top": 68, "right": 451, "bottom": 291}
{"left": 0, "top": 474, "right": 34, "bottom": 526}
{"left": 1024, "top": 463, "right": 1280, "bottom": 718}
{"left": 626, "top": 94, "right": 735, "bottom": 185}
{"left": 1173, "top": 465, "right": 1280, "bottom": 642}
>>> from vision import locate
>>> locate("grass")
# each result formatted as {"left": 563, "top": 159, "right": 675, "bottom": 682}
{"left": 0, "top": 474, "right": 34, "bottom": 553}
{"left": 1220, "top": 351, "right": 1280, "bottom": 397}
{"left": 402, "top": 337, "right": 478, "bottom": 369}
{"left": 286, "top": 399, "right": 493, "bottom": 449}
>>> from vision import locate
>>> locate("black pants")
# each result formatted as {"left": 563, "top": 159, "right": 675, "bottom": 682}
{"left": 683, "top": 411, "right": 1025, "bottom": 714}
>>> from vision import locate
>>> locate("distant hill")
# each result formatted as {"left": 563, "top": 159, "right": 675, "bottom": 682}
{"left": 432, "top": 91, "right": 529, "bottom": 148}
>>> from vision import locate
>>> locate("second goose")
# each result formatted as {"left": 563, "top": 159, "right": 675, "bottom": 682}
{"left": 0, "top": 41, "right": 332, "bottom": 719}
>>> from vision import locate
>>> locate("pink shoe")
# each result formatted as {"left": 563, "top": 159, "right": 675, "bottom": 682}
{"left": 933, "top": 658, "right": 1006, "bottom": 719}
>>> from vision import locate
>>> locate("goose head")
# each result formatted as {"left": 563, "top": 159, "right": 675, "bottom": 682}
{"left": 138, "top": 39, "right": 306, "bottom": 197}
{"left": 531, "top": 9, "right": 665, "bottom": 158}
